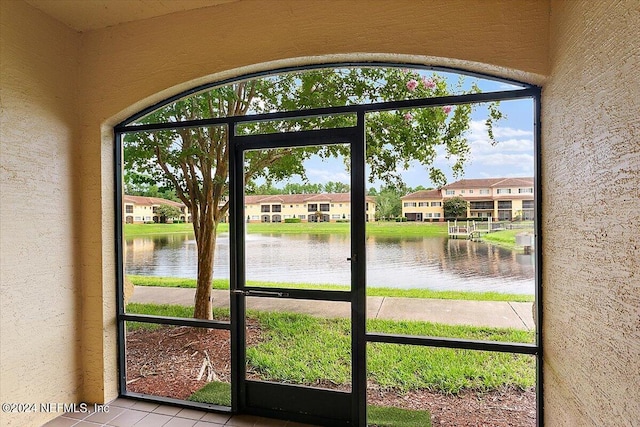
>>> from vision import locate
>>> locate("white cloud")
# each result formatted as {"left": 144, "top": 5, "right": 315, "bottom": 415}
{"left": 306, "top": 167, "right": 350, "bottom": 184}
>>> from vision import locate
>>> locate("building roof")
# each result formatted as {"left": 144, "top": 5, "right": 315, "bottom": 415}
{"left": 401, "top": 189, "right": 442, "bottom": 200}
{"left": 442, "top": 177, "right": 533, "bottom": 189}
{"left": 123, "top": 195, "right": 185, "bottom": 208}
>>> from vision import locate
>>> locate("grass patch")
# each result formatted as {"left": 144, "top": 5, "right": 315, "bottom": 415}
{"left": 127, "top": 275, "right": 534, "bottom": 302}
{"left": 187, "top": 381, "right": 431, "bottom": 425}
{"left": 128, "top": 303, "right": 535, "bottom": 394}
{"left": 482, "top": 229, "right": 534, "bottom": 250}
{"left": 188, "top": 381, "right": 231, "bottom": 407}
{"left": 368, "top": 405, "right": 431, "bottom": 427}
{"left": 125, "top": 303, "right": 229, "bottom": 331}
{"left": 124, "top": 223, "right": 197, "bottom": 236}
{"left": 248, "top": 311, "right": 535, "bottom": 394}
{"left": 124, "top": 222, "right": 448, "bottom": 238}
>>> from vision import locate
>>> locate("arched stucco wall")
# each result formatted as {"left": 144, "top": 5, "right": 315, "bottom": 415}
{"left": 75, "top": 0, "right": 550, "bottom": 403}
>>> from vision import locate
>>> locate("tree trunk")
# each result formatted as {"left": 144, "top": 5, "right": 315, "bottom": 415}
{"left": 193, "top": 221, "right": 217, "bottom": 320}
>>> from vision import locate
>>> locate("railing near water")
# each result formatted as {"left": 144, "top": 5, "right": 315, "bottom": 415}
{"left": 447, "top": 217, "right": 505, "bottom": 239}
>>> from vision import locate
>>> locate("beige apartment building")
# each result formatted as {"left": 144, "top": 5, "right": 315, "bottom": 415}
{"left": 401, "top": 177, "right": 534, "bottom": 221}
{"left": 123, "top": 195, "right": 190, "bottom": 224}
{"left": 244, "top": 193, "right": 376, "bottom": 223}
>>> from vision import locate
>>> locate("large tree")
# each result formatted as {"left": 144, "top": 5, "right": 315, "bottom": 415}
{"left": 124, "top": 67, "right": 501, "bottom": 319}
{"left": 443, "top": 196, "right": 469, "bottom": 219}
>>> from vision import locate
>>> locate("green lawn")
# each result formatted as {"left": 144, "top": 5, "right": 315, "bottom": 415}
{"left": 482, "top": 228, "right": 534, "bottom": 250}
{"left": 126, "top": 303, "right": 535, "bottom": 395}
{"left": 124, "top": 221, "right": 448, "bottom": 238}
{"left": 127, "top": 275, "right": 534, "bottom": 302}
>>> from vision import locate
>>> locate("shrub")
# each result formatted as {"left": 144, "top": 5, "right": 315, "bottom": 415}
{"left": 284, "top": 218, "right": 301, "bottom": 223}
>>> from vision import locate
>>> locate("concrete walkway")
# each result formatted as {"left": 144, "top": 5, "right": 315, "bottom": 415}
{"left": 131, "top": 286, "right": 535, "bottom": 330}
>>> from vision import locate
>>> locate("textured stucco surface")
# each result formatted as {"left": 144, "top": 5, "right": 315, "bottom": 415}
{"left": 0, "top": 1, "right": 81, "bottom": 426}
{"left": 542, "top": 0, "right": 640, "bottom": 424}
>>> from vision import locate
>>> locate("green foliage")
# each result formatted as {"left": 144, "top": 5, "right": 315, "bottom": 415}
{"left": 155, "top": 204, "right": 182, "bottom": 221}
{"left": 443, "top": 196, "right": 468, "bottom": 218}
{"left": 284, "top": 218, "right": 301, "bottom": 223}
{"left": 245, "top": 181, "right": 349, "bottom": 195}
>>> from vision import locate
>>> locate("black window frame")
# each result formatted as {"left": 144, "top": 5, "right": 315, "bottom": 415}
{"left": 114, "top": 62, "right": 543, "bottom": 426}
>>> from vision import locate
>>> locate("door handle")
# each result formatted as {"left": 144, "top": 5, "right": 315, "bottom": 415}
{"left": 347, "top": 254, "right": 357, "bottom": 262}
{"left": 231, "top": 289, "right": 289, "bottom": 298}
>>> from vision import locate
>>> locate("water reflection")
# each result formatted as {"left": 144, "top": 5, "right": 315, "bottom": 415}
{"left": 125, "top": 233, "right": 534, "bottom": 294}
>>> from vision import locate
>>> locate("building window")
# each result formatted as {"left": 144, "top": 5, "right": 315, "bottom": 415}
{"left": 125, "top": 205, "right": 134, "bottom": 213}
{"left": 152, "top": 206, "right": 158, "bottom": 213}
{"left": 445, "top": 190, "right": 455, "bottom": 195}
{"left": 479, "top": 189, "right": 490, "bottom": 195}
{"left": 272, "top": 204, "right": 281, "bottom": 212}
{"left": 430, "top": 201, "right": 442, "bottom": 207}
{"left": 251, "top": 215, "right": 259, "bottom": 220}
{"left": 308, "top": 203, "right": 318, "bottom": 212}
{"left": 434, "top": 213, "right": 441, "bottom": 218}
{"left": 522, "top": 200, "right": 534, "bottom": 209}
{"left": 497, "top": 188, "right": 511, "bottom": 194}
{"left": 418, "top": 202, "right": 428, "bottom": 207}
{"left": 461, "top": 190, "right": 465, "bottom": 194}
{"left": 469, "top": 190, "right": 474, "bottom": 194}
{"left": 519, "top": 188, "right": 534, "bottom": 194}
{"left": 498, "top": 201, "right": 512, "bottom": 209}
{"left": 319, "top": 203, "right": 330, "bottom": 211}
{"left": 261, "top": 205, "right": 270, "bottom": 212}
{"left": 470, "top": 201, "right": 494, "bottom": 210}
{"left": 332, "top": 214, "right": 341, "bottom": 219}
{"left": 366, "top": 202, "right": 369, "bottom": 211}
{"left": 403, "top": 202, "right": 417, "bottom": 207}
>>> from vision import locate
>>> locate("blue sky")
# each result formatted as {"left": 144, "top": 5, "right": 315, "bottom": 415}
{"left": 301, "top": 97, "right": 535, "bottom": 190}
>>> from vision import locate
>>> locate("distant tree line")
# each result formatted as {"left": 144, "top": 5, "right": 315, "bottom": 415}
{"left": 246, "top": 181, "right": 351, "bottom": 195}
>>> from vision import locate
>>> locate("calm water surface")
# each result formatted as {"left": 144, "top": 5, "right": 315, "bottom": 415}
{"left": 125, "top": 233, "right": 534, "bottom": 294}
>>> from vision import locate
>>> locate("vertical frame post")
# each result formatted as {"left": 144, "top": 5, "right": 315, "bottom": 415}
{"left": 351, "top": 111, "right": 367, "bottom": 426}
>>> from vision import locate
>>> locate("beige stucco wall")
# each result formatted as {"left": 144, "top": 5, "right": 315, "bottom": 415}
{"left": 542, "top": 0, "right": 640, "bottom": 424}
{"left": 0, "top": 1, "right": 82, "bottom": 426}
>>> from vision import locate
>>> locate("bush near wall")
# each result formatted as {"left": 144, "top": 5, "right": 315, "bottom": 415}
{"left": 284, "top": 218, "right": 302, "bottom": 223}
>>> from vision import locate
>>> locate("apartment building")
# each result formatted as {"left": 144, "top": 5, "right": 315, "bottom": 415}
{"left": 123, "top": 195, "right": 190, "bottom": 224}
{"left": 244, "top": 193, "right": 376, "bottom": 223}
{"left": 401, "top": 177, "right": 534, "bottom": 221}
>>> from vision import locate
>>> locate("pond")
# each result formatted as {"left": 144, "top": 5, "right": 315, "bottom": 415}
{"left": 125, "top": 233, "right": 534, "bottom": 295}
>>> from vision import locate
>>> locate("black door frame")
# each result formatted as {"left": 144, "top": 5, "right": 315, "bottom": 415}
{"left": 229, "top": 122, "right": 367, "bottom": 426}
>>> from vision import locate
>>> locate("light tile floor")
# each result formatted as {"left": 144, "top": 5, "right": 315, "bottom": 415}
{"left": 42, "top": 398, "right": 317, "bottom": 427}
